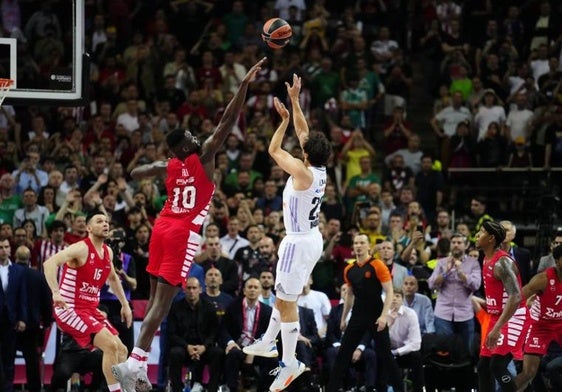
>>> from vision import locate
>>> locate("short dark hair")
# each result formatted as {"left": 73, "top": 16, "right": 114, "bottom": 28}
{"left": 166, "top": 128, "right": 186, "bottom": 149}
{"left": 48, "top": 220, "right": 67, "bottom": 234}
{"left": 482, "top": 221, "right": 506, "bottom": 245}
{"left": 86, "top": 209, "right": 106, "bottom": 224}
{"left": 303, "top": 132, "right": 331, "bottom": 167}
{"left": 472, "top": 195, "right": 487, "bottom": 205}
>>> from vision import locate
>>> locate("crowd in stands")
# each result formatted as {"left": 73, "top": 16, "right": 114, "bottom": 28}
{"left": 1, "top": 0, "right": 562, "bottom": 391}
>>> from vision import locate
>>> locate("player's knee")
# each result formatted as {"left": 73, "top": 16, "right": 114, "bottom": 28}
{"left": 490, "top": 358, "right": 515, "bottom": 387}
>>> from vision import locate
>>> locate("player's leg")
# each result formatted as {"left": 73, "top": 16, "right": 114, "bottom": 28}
{"left": 514, "top": 354, "right": 541, "bottom": 392}
{"left": 490, "top": 353, "right": 516, "bottom": 392}
{"left": 93, "top": 328, "right": 129, "bottom": 391}
{"left": 477, "top": 355, "right": 495, "bottom": 392}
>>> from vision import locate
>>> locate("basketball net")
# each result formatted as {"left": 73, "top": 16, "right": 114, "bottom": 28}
{"left": 0, "top": 78, "right": 14, "bottom": 108}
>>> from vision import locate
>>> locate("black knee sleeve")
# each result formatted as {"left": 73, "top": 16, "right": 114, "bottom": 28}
{"left": 490, "top": 355, "right": 516, "bottom": 392}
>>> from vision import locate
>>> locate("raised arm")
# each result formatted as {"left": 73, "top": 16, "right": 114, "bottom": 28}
{"left": 285, "top": 74, "right": 309, "bottom": 148}
{"left": 268, "top": 97, "right": 312, "bottom": 188}
{"left": 200, "top": 57, "right": 267, "bottom": 167}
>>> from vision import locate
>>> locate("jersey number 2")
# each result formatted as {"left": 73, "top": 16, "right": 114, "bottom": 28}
{"left": 172, "top": 186, "right": 196, "bottom": 209}
{"left": 309, "top": 197, "right": 321, "bottom": 227}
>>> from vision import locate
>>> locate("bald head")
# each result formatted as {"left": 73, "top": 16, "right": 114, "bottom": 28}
{"left": 15, "top": 245, "right": 31, "bottom": 265}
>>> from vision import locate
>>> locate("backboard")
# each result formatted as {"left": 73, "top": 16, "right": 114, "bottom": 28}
{"left": 0, "top": 0, "right": 86, "bottom": 106}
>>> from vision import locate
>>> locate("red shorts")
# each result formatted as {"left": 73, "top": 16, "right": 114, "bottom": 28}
{"left": 147, "top": 218, "right": 201, "bottom": 287}
{"left": 54, "top": 306, "right": 118, "bottom": 348}
{"left": 524, "top": 320, "right": 562, "bottom": 355}
{"left": 480, "top": 307, "right": 528, "bottom": 358}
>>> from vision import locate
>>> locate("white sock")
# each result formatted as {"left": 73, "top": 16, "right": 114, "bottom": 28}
{"left": 261, "top": 307, "right": 281, "bottom": 343}
{"left": 108, "top": 383, "right": 121, "bottom": 392}
{"left": 281, "top": 321, "right": 300, "bottom": 366}
{"left": 126, "top": 347, "right": 149, "bottom": 371}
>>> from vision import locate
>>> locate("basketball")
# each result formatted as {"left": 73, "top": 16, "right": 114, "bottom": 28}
{"left": 262, "top": 18, "right": 292, "bottom": 49}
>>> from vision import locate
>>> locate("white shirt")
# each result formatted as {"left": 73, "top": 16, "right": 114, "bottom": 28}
{"left": 0, "top": 261, "right": 11, "bottom": 292}
{"left": 384, "top": 148, "right": 424, "bottom": 175}
{"left": 297, "top": 289, "right": 331, "bottom": 337}
{"left": 435, "top": 105, "right": 473, "bottom": 137}
{"left": 505, "top": 108, "right": 534, "bottom": 141}
{"left": 474, "top": 105, "right": 506, "bottom": 141}
{"left": 116, "top": 112, "right": 139, "bottom": 134}
{"left": 388, "top": 305, "right": 422, "bottom": 356}
{"left": 530, "top": 59, "right": 549, "bottom": 81}
{"left": 220, "top": 234, "right": 249, "bottom": 260}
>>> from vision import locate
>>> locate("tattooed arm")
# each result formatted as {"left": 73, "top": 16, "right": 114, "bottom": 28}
{"left": 486, "top": 256, "right": 522, "bottom": 348}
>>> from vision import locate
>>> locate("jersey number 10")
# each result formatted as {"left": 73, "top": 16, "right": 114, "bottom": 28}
{"left": 172, "top": 186, "right": 196, "bottom": 209}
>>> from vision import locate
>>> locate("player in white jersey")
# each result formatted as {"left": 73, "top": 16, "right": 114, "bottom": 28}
{"left": 244, "top": 74, "right": 332, "bottom": 392}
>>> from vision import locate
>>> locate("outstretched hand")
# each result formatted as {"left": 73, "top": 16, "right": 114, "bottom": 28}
{"left": 285, "top": 73, "right": 301, "bottom": 100}
{"left": 273, "top": 97, "right": 290, "bottom": 120}
{"left": 243, "top": 57, "right": 267, "bottom": 83}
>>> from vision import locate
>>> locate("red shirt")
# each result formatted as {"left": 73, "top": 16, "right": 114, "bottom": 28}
{"left": 159, "top": 154, "right": 215, "bottom": 229}
{"left": 530, "top": 267, "right": 562, "bottom": 322}
{"left": 483, "top": 249, "right": 525, "bottom": 316}
{"left": 58, "top": 237, "right": 112, "bottom": 311}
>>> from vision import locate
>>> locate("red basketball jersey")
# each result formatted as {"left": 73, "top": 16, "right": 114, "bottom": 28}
{"left": 58, "top": 237, "right": 112, "bottom": 310}
{"left": 159, "top": 154, "right": 215, "bottom": 228}
{"left": 483, "top": 249, "right": 525, "bottom": 316}
{"left": 530, "top": 267, "right": 562, "bottom": 322}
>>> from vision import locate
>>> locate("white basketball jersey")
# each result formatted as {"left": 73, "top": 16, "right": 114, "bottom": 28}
{"left": 282, "top": 166, "right": 326, "bottom": 233}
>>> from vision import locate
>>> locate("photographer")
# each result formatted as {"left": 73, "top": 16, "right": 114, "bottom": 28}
{"left": 100, "top": 227, "right": 137, "bottom": 352}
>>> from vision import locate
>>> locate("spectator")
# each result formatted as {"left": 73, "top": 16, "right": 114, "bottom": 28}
{"left": 220, "top": 217, "right": 250, "bottom": 260}
{"left": 13, "top": 188, "right": 50, "bottom": 237}
{"left": 382, "top": 154, "right": 415, "bottom": 200}
{"left": 201, "top": 267, "right": 233, "bottom": 321}
{"left": 382, "top": 104, "right": 413, "bottom": 156}
{"left": 380, "top": 240, "right": 409, "bottom": 289}
{"left": 469, "top": 195, "right": 493, "bottom": 244}
{"left": 414, "top": 154, "right": 445, "bottom": 224}
{"left": 200, "top": 236, "right": 239, "bottom": 297}
{"left": 428, "top": 232, "right": 481, "bottom": 353}
{"left": 167, "top": 277, "right": 223, "bottom": 392}
{"left": 12, "top": 150, "right": 48, "bottom": 194}
{"left": 0, "top": 173, "right": 22, "bottom": 225}
{"left": 258, "top": 270, "right": 276, "bottom": 307}
{"left": 385, "top": 134, "right": 424, "bottom": 176}
{"left": 30, "top": 220, "right": 68, "bottom": 269}
{"left": 474, "top": 89, "right": 506, "bottom": 142}
{"left": 402, "top": 276, "right": 435, "bottom": 334}
{"left": 346, "top": 156, "right": 380, "bottom": 213}
{"left": 297, "top": 276, "right": 332, "bottom": 339}
{"left": 504, "top": 93, "right": 534, "bottom": 144}
{"left": 388, "top": 288, "right": 425, "bottom": 392}
{"left": 340, "top": 130, "right": 376, "bottom": 186}
{"left": 537, "top": 231, "right": 562, "bottom": 272}
{"left": 499, "top": 221, "right": 533, "bottom": 285}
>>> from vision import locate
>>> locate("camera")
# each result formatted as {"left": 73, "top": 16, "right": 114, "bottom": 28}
{"left": 107, "top": 230, "right": 126, "bottom": 270}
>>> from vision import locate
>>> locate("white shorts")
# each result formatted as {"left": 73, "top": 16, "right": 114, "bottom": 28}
{"left": 275, "top": 229, "right": 323, "bottom": 300}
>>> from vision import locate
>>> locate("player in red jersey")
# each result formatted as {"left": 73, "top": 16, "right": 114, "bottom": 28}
{"left": 476, "top": 220, "right": 528, "bottom": 392}
{"left": 112, "top": 57, "right": 267, "bottom": 392}
{"left": 515, "top": 245, "right": 562, "bottom": 390}
{"left": 43, "top": 210, "right": 132, "bottom": 392}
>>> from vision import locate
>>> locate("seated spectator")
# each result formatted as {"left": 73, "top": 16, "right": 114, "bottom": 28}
{"left": 167, "top": 277, "right": 223, "bottom": 392}
{"left": 537, "top": 231, "right": 562, "bottom": 272}
{"left": 13, "top": 188, "right": 50, "bottom": 238}
{"left": 258, "top": 270, "right": 276, "bottom": 307}
{"left": 340, "top": 130, "right": 376, "bottom": 187}
{"left": 220, "top": 217, "right": 250, "bottom": 260}
{"left": 199, "top": 236, "right": 239, "bottom": 297}
{"left": 477, "top": 122, "right": 509, "bottom": 167}
{"left": 13, "top": 151, "right": 48, "bottom": 194}
{"left": 346, "top": 156, "right": 381, "bottom": 213}
{"left": 31, "top": 220, "right": 68, "bottom": 269}
{"left": 220, "top": 277, "right": 277, "bottom": 392}
{"left": 255, "top": 180, "right": 283, "bottom": 216}
{"left": 297, "top": 276, "right": 332, "bottom": 339}
{"left": 293, "top": 306, "right": 321, "bottom": 369}
{"left": 388, "top": 288, "right": 424, "bottom": 392}
{"left": 402, "top": 276, "right": 435, "bottom": 334}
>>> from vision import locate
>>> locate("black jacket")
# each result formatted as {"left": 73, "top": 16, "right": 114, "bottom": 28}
{"left": 167, "top": 298, "right": 220, "bottom": 350}
{"left": 220, "top": 298, "right": 272, "bottom": 348}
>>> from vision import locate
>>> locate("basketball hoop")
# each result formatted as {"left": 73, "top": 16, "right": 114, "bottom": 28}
{"left": 0, "top": 78, "right": 14, "bottom": 108}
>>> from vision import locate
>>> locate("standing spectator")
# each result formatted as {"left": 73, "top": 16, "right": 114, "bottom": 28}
{"left": 469, "top": 195, "right": 493, "bottom": 244}
{"left": 220, "top": 277, "right": 277, "bottom": 392}
{"left": 30, "top": 220, "right": 68, "bottom": 269}
{"left": 382, "top": 154, "right": 415, "bottom": 201}
{"left": 474, "top": 89, "right": 506, "bottom": 142}
{"left": 428, "top": 233, "right": 481, "bottom": 353}
{"left": 340, "top": 129, "right": 376, "bottom": 186}
{"left": 310, "top": 57, "right": 340, "bottom": 109}
{"left": 0, "top": 173, "right": 22, "bottom": 225}
{"left": 537, "top": 231, "right": 562, "bottom": 272}
{"left": 0, "top": 237, "right": 28, "bottom": 392}
{"left": 388, "top": 288, "right": 425, "bottom": 392}
{"left": 402, "top": 276, "right": 435, "bottom": 335}
{"left": 297, "top": 276, "right": 332, "bottom": 339}
{"left": 12, "top": 150, "right": 48, "bottom": 194}
{"left": 340, "top": 77, "right": 369, "bottom": 130}
{"left": 499, "top": 220, "right": 533, "bottom": 285}
{"left": 13, "top": 188, "right": 50, "bottom": 237}
{"left": 504, "top": 93, "right": 533, "bottom": 144}
{"left": 382, "top": 104, "right": 413, "bottom": 156}
{"left": 346, "top": 156, "right": 381, "bottom": 214}
{"left": 14, "top": 245, "right": 52, "bottom": 392}
{"left": 414, "top": 154, "right": 444, "bottom": 224}
{"left": 380, "top": 240, "right": 409, "bottom": 289}
{"left": 326, "top": 234, "right": 404, "bottom": 392}
{"left": 385, "top": 134, "right": 424, "bottom": 176}
{"left": 167, "top": 277, "right": 223, "bottom": 392}
{"left": 234, "top": 224, "right": 262, "bottom": 282}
